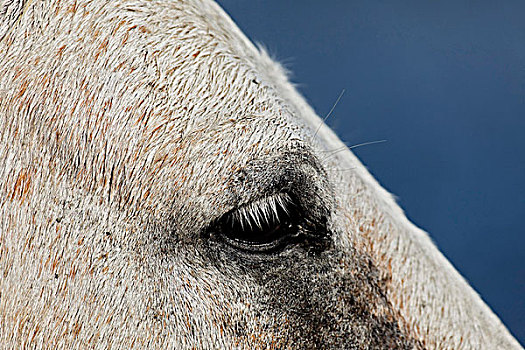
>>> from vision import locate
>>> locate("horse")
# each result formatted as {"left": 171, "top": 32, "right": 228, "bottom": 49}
{"left": 0, "top": 0, "right": 521, "bottom": 348}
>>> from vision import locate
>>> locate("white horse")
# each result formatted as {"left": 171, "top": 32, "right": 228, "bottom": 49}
{"left": 0, "top": 0, "right": 521, "bottom": 348}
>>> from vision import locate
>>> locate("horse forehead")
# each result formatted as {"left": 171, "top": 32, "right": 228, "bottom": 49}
{"left": 4, "top": 1, "right": 280, "bottom": 111}
{"left": 53, "top": 0, "right": 286, "bottom": 99}
{"left": 3, "top": 1, "right": 325, "bottom": 230}
{"left": 59, "top": 0, "right": 306, "bottom": 147}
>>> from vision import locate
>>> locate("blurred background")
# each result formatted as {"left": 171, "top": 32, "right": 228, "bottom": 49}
{"left": 217, "top": 0, "right": 524, "bottom": 344}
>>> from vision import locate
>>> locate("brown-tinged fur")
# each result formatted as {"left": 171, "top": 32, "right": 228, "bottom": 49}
{"left": 0, "top": 0, "right": 521, "bottom": 349}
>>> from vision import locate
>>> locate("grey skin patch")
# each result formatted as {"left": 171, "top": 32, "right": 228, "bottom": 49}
{"left": 202, "top": 148, "right": 422, "bottom": 348}
{"left": 0, "top": 0, "right": 26, "bottom": 41}
{"left": 205, "top": 224, "right": 421, "bottom": 348}
{"left": 204, "top": 242, "right": 415, "bottom": 348}
{"left": 254, "top": 250, "right": 417, "bottom": 349}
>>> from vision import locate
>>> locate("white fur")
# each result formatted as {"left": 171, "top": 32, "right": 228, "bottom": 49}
{"left": 0, "top": 0, "right": 522, "bottom": 348}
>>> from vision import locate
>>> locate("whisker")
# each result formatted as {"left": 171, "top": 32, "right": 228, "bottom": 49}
{"left": 320, "top": 139, "right": 388, "bottom": 159}
{"left": 348, "top": 139, "right": 387, "bottom": 150}
{"left": 312, "top": 89, "right": 346, "bottom": 140}
{"left": 330, "top": 167, "right": 357, "bottom": 172}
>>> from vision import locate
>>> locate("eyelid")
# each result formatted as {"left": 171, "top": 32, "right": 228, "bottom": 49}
{"left": 219, "top": 230, "right": 297, "bottom": 253}
{"left": 229, "top": 193, "right": 292, "bottom": 232}
{"left": 209, "top": 192, "right": 304, "bottom": 254}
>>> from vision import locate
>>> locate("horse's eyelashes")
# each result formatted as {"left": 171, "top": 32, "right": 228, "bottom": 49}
{"left": 230, "top": 193, "right": 292, "bottom": 231}
{"left": 211, "top": 193, "right": 307, "bottom": 253}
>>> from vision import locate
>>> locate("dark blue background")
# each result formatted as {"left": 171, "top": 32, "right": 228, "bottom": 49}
{"left": 217, "top": 0, "right": 525, "bottom": 344}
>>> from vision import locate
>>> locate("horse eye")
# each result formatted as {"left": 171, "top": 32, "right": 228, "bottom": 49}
{"left": 213, "top": 193, "right": 304, "bottom": 253}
